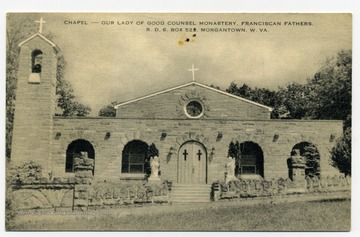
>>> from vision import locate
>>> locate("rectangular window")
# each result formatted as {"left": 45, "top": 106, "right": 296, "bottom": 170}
{"left": 122, "top": 154, "right": 145, "bottom": 173}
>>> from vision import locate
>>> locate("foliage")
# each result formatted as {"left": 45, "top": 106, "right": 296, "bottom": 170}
{"left": 226, "top": 82, "right": 282, "bottom": 118}
{"left": 209, "top": 84, "right": 220, "bottom": 90}
{"left": 6, "top": 159, "right": 43, "bottom": 229}
{"left": 331, "top": 127, "right": 351, "bottom": 176}
{"left": 55, "top": 54, "right": 91, "bottom": 116}
{"left": 302, "top": 144, "right": 321, "bottom": 178}
{"left": 228, "top": 141, "right": 240, "bottom": 158}
{"left": 306, "top": 50, "right": 351, "bottom": 122}
{"left": 147, "top": 143, "right": 159, "bottom": 158}
{"left": 11, "top": 161, "right": 43, "bottom": 184}
{"left": 276, "top": 83, "right": 311, "bottom": 119}
{"left": 98, "top": 103, "right": 117, "bottom": 117}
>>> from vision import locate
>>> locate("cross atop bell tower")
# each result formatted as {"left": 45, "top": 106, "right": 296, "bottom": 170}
{"left": 35, "top": 17, "right": 46, "bottom": 33}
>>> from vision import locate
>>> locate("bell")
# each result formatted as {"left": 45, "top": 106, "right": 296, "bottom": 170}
{"left": 28, "top": 73, "right": 41, "bottom": 84}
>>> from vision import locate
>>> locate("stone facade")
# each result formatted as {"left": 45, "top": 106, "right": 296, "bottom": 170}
{"left": 115, "top": 83, "right": 271, "bottom": 120}
{"left": 49, "top": 117, "right": 342, "bottom": 182}
{"left": 11, "top": 32, "right": 344, "bottom": 189}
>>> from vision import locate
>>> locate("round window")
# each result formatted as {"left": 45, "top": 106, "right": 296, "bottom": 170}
{"left": 185, "top": 101, "right": 203, "bottom": 118}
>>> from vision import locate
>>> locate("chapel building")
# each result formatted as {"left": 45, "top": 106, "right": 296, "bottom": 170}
{"left": 10, "top": 31, "right": 343, "bottom": 186}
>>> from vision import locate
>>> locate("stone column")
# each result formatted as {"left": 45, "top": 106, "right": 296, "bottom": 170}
{"left": 73, "top": 152, "right": 94, "bottom": 210}
{"left": 287, "top": 149, "right": 306, "bottom": 193}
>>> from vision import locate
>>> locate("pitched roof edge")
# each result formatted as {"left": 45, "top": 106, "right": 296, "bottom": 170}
{"left": 114, "top": 81, "right": 273, "bottom": 112}
{"left": 18, "top": 33, "right": 60, "bottom": 52}
{"left": 114, "top": 82, "right": 195, "bottom": 109}
{"left": 195, "top": 82, "right": 273, "bottom": 112}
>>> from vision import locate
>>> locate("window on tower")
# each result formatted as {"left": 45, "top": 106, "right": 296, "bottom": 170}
{"left": 31, "top": 49, "right": 43, "bottom": 73}
{"left": 29, "top": 49, "right": 43, "bottom": 83}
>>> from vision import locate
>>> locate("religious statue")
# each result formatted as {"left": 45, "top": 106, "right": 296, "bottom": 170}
{"left": 149, "top": 155, "right": 160, "bottom": 181}
{"left": 225, "top": 156, "right": 236, "bottom": 183}
{"left": 289, "top": 149, "right": 305, "bottom": 165}
{"left": 80, "top": 151, "right": 88, "bottom": 159}
{"left": 287, "top": 149, "right": 306, "bottom": 191}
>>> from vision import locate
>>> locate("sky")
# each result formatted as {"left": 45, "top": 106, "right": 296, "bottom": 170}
{"left": 8, "top": 13, "right": 352, "bottom": 116}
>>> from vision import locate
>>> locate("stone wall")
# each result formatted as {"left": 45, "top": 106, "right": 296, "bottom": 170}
{"left": 10, "top": 174, "right": 349, "bottom": 211}
{"left": 213, "top": 175, "right": 351, "bottom": 201}
{"left": 10, "top": 157, "right": 171, "bottom": 211}
{"left": 11, "top": 183, "right": 74, "bottom": 210}
{"left": 51, "top": 117, "right": 343, "bottom": 182}
{"left": 11, "top": 180, "right": 171, "bottom": 211}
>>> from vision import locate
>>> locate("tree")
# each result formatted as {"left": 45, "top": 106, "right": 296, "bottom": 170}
{"left": 6, "top": 15, "right": 91, "bottom": 159}
{"left": 99, "top": 103, "right": 117, "bottom": 117}
{"left": 276, "top": 83, "right": 311, "bottom": 119}
{"left": 331, "top": 127, "right": 351, "bottom": 176}
{"left": 226, "top": 82, "right": 281, "bottom": 118}
{"left": 55, "top": 55, "right": 91, "bottom": 116}
{"left": 306, "top": 50, "right": 351, "bottom": 122}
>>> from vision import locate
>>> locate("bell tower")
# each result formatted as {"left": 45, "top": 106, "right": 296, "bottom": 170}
{"left": 11, "top": 18, "right": 59, "bottom": 177}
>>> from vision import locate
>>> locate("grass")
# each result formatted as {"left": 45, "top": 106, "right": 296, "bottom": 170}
{"left": 11, "top": 198, "right": 351, "bottom": 231}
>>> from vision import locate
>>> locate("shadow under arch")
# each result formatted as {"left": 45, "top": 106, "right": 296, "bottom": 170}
{"left": 235, "top": 141, "right": 264, "bottom": 178}
{"left": 65, "top": 139, "right": 95, "bottom": 174}
{"left": 291, "top": 141, "right": 320, "bottom": 178}
{"left": 121, "top": 140, "right": 149, "bottom": 175}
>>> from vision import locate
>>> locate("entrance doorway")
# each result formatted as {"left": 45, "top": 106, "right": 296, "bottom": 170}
{"left": 178, "top": 141, "right": 207, "bottom": 184}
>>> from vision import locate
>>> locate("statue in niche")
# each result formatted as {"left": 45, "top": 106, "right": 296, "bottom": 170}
{"left": 149, "top": 156, "right": 160, "bottom": 181}
{"left": 225, "top": 156, "right": 236, "bottom": 183}
{"left": 80, "top": 151, "right": 88, "bottom": 159}
{"left": 290, "top": 149, "right": 305, "bottom": 165}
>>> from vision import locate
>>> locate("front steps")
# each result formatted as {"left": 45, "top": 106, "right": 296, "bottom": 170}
{"left": 170, "top": 183, "right": 212, "bottom": 203}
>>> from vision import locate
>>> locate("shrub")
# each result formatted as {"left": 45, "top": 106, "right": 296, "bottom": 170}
{"left": 331, "top": 127, "right": 351, "bottom": 176}
{"left": 9, "top": 161, "right": 43, "bottom": 184}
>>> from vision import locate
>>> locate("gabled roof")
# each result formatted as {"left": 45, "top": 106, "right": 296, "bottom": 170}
{"left": 114, "top": 81, "right": 273, "bottom": 111}
{"left": 18, "top": 33, "right": 60, "bottom": 52}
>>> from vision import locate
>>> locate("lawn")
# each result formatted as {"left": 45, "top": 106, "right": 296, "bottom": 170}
{"left": 10, "top": 198, "right": 351, "bottom": 231}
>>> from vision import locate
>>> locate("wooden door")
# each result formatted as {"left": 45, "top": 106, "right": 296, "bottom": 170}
{"left": 178, "top": 141, "right": 207, "bottom": 184}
